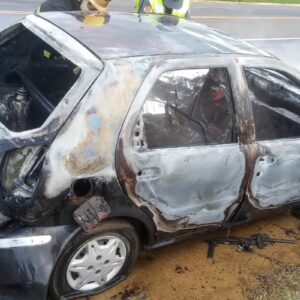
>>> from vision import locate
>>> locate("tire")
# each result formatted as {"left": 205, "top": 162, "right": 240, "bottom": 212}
{"left": 49, "top": 220, "right": 140, "bottom": 300}
{"left": 291, "top": 207, "right": 300, "bottom": 219}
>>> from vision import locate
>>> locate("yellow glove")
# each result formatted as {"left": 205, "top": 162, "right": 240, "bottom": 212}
{"left": 89, "top": 0, "right": 111, "bottom": 13}
{"left": 83, "top": 14, "right": 107, "bottom": 26}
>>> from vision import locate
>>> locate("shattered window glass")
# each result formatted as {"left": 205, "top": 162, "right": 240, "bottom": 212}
{"left": 244, "top": 68, "right": 300, "bottom": 141}
{"left": 136, "top": 68, "right": 235, "bottom": 149}
{"left": 0, "top": 25, "right": 80, "bottom": 132}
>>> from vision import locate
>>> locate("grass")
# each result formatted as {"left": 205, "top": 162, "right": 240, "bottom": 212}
{"left": 244, "top": 264, "right": 300, "bottom": 300}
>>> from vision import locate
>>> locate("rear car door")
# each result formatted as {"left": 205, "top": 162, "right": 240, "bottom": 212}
{"left": 117, "top": 57, "right": 247, "bottom": 233}
{"left": 242, "top": 58, "right": 300, "bottom": 209}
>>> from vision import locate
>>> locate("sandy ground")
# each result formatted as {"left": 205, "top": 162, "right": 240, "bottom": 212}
{"left": 85, "top": 214, "right": 300, "bottom": 300}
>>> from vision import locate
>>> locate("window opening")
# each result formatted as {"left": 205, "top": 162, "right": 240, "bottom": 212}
{"left": 244, "top": 68, "right": 300, "bottom": 141}
{"left": 135, "top": 68, "right": 235, "bottom": 149}
{"left": 0, "top": 25, "right": 81, "bottom": 132}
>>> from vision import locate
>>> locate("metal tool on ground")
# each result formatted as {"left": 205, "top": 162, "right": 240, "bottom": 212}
{"left": 207, "top": 234, "right": 296, "bottom": 259}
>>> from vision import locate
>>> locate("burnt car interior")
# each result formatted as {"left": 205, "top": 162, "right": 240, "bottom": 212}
{"left": 0, "top": 25, "right": 81, "bottom": 227}
{"left": 245, "top": 68, "right": 300, "bottom": 141}
{"left": 0, "top": 25, "right": 80, "bottom": 132}
{"left": 138, "top": 68, "right": 235, "bottom": 149}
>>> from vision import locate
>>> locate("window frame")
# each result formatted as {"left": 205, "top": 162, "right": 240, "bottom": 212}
{"left": 0, "top": 15, "right": 102, "bottom": 146}
{"left": 136, "top": 67, "right": 237, "bottom": 149}
{"left": 239, "top": 56, "right": 300, "bottom": 143}
{"left": 121, "top": 56, "right": 241, "bottom": 153}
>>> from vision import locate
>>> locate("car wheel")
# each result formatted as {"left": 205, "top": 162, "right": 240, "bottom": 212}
{"left": 50, "top": 220, "right": 139, "bottom": 299}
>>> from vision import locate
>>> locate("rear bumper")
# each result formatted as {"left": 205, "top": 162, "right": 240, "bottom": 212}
{"left": 0, "top": 225, "right": 78, "bottom": 300}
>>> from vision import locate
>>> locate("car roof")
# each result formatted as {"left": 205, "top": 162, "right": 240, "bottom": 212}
{"left": 39, "top": 12, "right": 271, "bottom": 60}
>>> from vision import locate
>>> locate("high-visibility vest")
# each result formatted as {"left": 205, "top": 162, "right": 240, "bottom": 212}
{"left": 149, "top": 0, "right": 165, "bottom": 14}
{"left": 170, "top": 0, "right": 190, "bottom": 17}
{"left": 136, "top": 0, "right": 190, "bottom": 18}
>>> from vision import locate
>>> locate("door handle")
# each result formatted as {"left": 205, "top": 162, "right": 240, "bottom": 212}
{"left": 136, "top": 167, "right": 161, "bottom": 182}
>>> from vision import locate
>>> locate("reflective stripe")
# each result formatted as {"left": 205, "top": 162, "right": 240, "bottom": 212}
{"left": 36, "top": 6, "right": 41, "bottom": 13}
{"left": 150, "top": 0, "right": 164, "bottom": 14}
{"left": 136, "top": 0, "right": 190, "bottom": 17}
{"left": 135, "top": 0, "right": 140, "bottom": 12}
{"left": 73, "top": 66, "right": 81, "bottom": 76}
{"left": 172, "top": 0, "right": 190, "bottom": 17}
{"left": 0, "top": 235, "right": 52, "bottom": 249}
{"left": 43, "top": 49, "right": 51, "bottom": 59}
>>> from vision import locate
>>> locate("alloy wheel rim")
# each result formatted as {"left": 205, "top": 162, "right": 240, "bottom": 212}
{"left": 66, "top": 235, "right": 127, "bottom": 291}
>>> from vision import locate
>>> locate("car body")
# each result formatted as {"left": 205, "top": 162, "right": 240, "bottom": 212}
{"left": 0, "top": 11, "right": 300, "bottom": 300}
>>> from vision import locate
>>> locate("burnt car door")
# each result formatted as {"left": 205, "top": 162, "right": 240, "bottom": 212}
{"left": 241, "top": 57, "right": 300, "bottom": 210}
{"left": 0, "top": 15, "right": 101, "bottom": 225}
{"left": 117, "top": 57, "right": 248, "bottom": 233}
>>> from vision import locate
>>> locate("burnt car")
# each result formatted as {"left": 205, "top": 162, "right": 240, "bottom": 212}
{"left": 0, "top": 11, "right": 300, "bottom": 300}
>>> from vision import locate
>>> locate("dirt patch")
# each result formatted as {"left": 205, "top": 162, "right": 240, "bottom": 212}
{"left": 174, "top": 265, "right": 189, "bottom": 274}
{"left": 108, "top": 284, "right": 148, "bottom": 300}
{"left": 90, "top": 214, "right": 300, "bottom": 300}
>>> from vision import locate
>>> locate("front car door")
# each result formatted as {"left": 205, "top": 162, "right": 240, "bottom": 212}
{"left": 239, "top": 57, "right": 300, "bottom": 211}
{"left": 117, "top": 56, "right": 249, "bottom": 234}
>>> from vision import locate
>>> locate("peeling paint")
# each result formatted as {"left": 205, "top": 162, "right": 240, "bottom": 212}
{"left": 44, "top": 59, "right": 148, "bottom": 198}
{"left": 134, "top": 145, "right": 245, "bottom": 225}
{"left": 251, "top": 140, "right": 300, "bottom": 208}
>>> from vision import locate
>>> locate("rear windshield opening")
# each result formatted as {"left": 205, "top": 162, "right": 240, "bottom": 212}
{"left": 0, "top": 25, "right": 81, "bottom": 132}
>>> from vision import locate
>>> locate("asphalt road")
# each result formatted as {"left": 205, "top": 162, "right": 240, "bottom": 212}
{"left": 1, "top": 0, "right": 300, "bottom": 67}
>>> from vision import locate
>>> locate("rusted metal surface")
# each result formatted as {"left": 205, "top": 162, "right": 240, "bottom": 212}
{"left": 116, "top": 54, "right": 300, "bottom": 234}
{"left": 116, "top": 57, "right": 246, "bottom": 233}
{"left": 73, "top": 196, "right": 111, "bottom": 232}
{"left": 238, "top": 57, "right": 300, "bottom": 212}
{"left": 42, "top": 58, "right": 150, "bottom": 200}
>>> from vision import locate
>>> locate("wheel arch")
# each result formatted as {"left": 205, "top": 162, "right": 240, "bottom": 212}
{"left": 105, "top": 216, "right": 156, "bottom": 247}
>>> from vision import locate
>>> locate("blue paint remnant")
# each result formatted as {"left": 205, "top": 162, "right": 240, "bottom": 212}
{"left": 87, "top": 114, "right": 102, "bottom": 133}
{"left": 82, "top": 146, "right": 98, "bottom": 157}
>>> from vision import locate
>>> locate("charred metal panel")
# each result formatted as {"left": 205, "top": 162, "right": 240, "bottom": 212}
{"left": 133, "top": 145, "right": 245, "bottom": 224}
{"left": 0, "top": 225, "right": 77, "bottom": 300}
{"left": 117, "top": 56, "right": 248, "bottom": 233}
{"left": 0, "top": 17, "right": 102, "bottom": 224}
{"left": 238, "top": 57, "right": 300, "bottom": 210}
{"left": 74, "top": 196, "right": 111, "bottom": 232}
{"left": 40, "top": 12, "right": 270, "bottom": 59}
{"left": 250, "top": 140, "right": 300, "bottom": 208}
{"left": 42, "top": 58, "right": 151, "bottom": 200}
